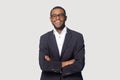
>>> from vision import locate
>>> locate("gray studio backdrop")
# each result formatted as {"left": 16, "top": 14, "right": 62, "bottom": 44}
{"left": 0, "top": 0, "right": 120, "bottom": 80}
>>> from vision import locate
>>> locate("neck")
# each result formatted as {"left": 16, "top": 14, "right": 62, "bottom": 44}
{"left": 55, "top": 25, "right": 65, "bottom": 34}
{"left": 56, "top": 30, "right": 62, "bottom": 34}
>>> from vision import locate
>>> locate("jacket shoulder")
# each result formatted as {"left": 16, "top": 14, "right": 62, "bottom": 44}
{"left": 68, "top": 29, "right": 83, "bottom": 38}
{"left": 40, "top": 30, "right": 53, "bottom": 39}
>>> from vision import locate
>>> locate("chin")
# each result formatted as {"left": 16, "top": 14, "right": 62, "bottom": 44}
{"left": 53, "top": 24, "right": 65, "bottom": 30}
{"left": 56, "top": 26, "right": 61, "bottom": 28}
{"left": 54, "top": 25, "right": 61, "bottom": 29}
{"left": 55, "top": 27, "right": 61, "bottom": 30}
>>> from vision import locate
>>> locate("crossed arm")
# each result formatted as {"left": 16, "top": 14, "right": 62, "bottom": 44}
{"left": 45, "top": 55, "right": 75, "bottom": 68}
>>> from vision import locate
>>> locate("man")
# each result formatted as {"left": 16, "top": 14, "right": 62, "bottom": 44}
{"left": 39, "top": 6, "right": 85, "bottom": 80}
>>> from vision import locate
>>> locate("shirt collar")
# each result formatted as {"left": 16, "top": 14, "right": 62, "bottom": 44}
{"left": 53, "top": 26, "right": 67, "bottom": 35}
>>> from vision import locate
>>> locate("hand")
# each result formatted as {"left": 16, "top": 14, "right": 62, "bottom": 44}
{"left": 45, "top": 55, "right": 51, "bottom": 61}
{"left": 44, "top": 55, "right": 75, "bottom": 67}
{"left": 62, "top": 59, "right": 75, "bottom": 68}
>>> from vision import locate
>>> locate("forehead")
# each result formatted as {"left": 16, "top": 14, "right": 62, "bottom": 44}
{"left": 51, "top": 8, "right": 64, "bottom": 14}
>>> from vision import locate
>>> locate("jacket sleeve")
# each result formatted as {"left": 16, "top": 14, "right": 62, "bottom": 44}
{"left": 62, "top": 35, "right": 85, "bottom": 76}
{"left": 39, "top": 35, "right": 62, "bottom": 73}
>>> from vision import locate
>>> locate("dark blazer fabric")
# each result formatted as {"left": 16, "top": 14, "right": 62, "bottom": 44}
{"left": 39, "top": 28, "right": 85, "bottom": 80}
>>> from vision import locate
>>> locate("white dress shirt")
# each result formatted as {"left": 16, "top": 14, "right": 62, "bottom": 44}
{"left": 53, "top": 27, "right": 67, "bottom": 56}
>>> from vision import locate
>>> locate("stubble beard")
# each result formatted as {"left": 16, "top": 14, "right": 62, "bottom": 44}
{"left": 53, "top": 24, "right": 65, "bottom": 31}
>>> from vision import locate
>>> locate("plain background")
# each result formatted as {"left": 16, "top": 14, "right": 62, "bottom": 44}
{"left": 0, "top": 0, "right": 120, "bottom": 80}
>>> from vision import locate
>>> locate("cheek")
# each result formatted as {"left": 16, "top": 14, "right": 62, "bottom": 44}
{"left": 61, "top": 17, "right": 66, "bottom": 21}
{"left": 50, "top": 18, "right": 55, "bottom": 22}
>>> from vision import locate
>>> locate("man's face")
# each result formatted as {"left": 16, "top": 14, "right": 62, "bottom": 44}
{"left": 50, "top": 8, "right": 67, "bottom": 29}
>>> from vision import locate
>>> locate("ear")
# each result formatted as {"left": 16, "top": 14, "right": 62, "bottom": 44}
{"left": 65, "top": 16, "right": 67, "bottom": 21}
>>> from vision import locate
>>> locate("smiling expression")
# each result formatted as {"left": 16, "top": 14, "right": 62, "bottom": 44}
{"left": 50, "top": 8, "right": 67, "bottom": 30}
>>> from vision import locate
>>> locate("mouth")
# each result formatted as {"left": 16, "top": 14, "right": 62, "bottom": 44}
{"left": 54, "top": 20, "right": 61, "bottom": 24}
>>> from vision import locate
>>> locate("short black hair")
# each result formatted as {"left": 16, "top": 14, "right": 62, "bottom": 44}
{"left": 50, "top": 6, "right": 66, "bottom": 17}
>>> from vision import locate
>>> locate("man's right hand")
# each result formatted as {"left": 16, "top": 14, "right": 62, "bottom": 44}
{"left": 45, "top": 55, "right": 51, "bottom": 61}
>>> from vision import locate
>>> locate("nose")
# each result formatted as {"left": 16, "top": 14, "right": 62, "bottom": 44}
{"left": 56, "top": 15, "right": 60, "bottom": 20}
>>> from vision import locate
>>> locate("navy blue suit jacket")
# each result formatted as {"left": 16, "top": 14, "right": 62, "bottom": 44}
{"left": 39, "top": 28, "right": 85, "bottom": 80}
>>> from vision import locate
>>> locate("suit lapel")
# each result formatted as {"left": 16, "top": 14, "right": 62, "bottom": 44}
{"left": 61, "top": 28, "right": 72, "bottom": 57}
{"left": 49, "top": 31, "right": 60, "bottom": 58}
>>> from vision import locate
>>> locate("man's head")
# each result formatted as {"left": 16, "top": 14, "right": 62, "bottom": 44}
{"left": 50, "top": 6, "right": 67, "bottom": 30}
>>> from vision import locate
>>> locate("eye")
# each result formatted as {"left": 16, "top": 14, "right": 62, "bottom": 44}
{"left": 59, "top": 14, "right": 65, "bottom": 17}
{"left": 51, "top": 14, "right": 65, "bottom": 18}
{"left": 51, "top": 14, "right": 57, "bottom": 18}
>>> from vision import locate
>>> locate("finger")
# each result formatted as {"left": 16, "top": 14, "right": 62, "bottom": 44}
{"left": 45, "top": 55, "right": 51, "bottom": 61}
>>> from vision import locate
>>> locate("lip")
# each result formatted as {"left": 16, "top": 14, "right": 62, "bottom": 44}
{"left": 55, "top": 20, "right": 61, "bottom": 24}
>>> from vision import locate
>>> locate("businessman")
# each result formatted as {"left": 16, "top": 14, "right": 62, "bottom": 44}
{"left": 39, "top": 6, "right": 85, "bottom": 80}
